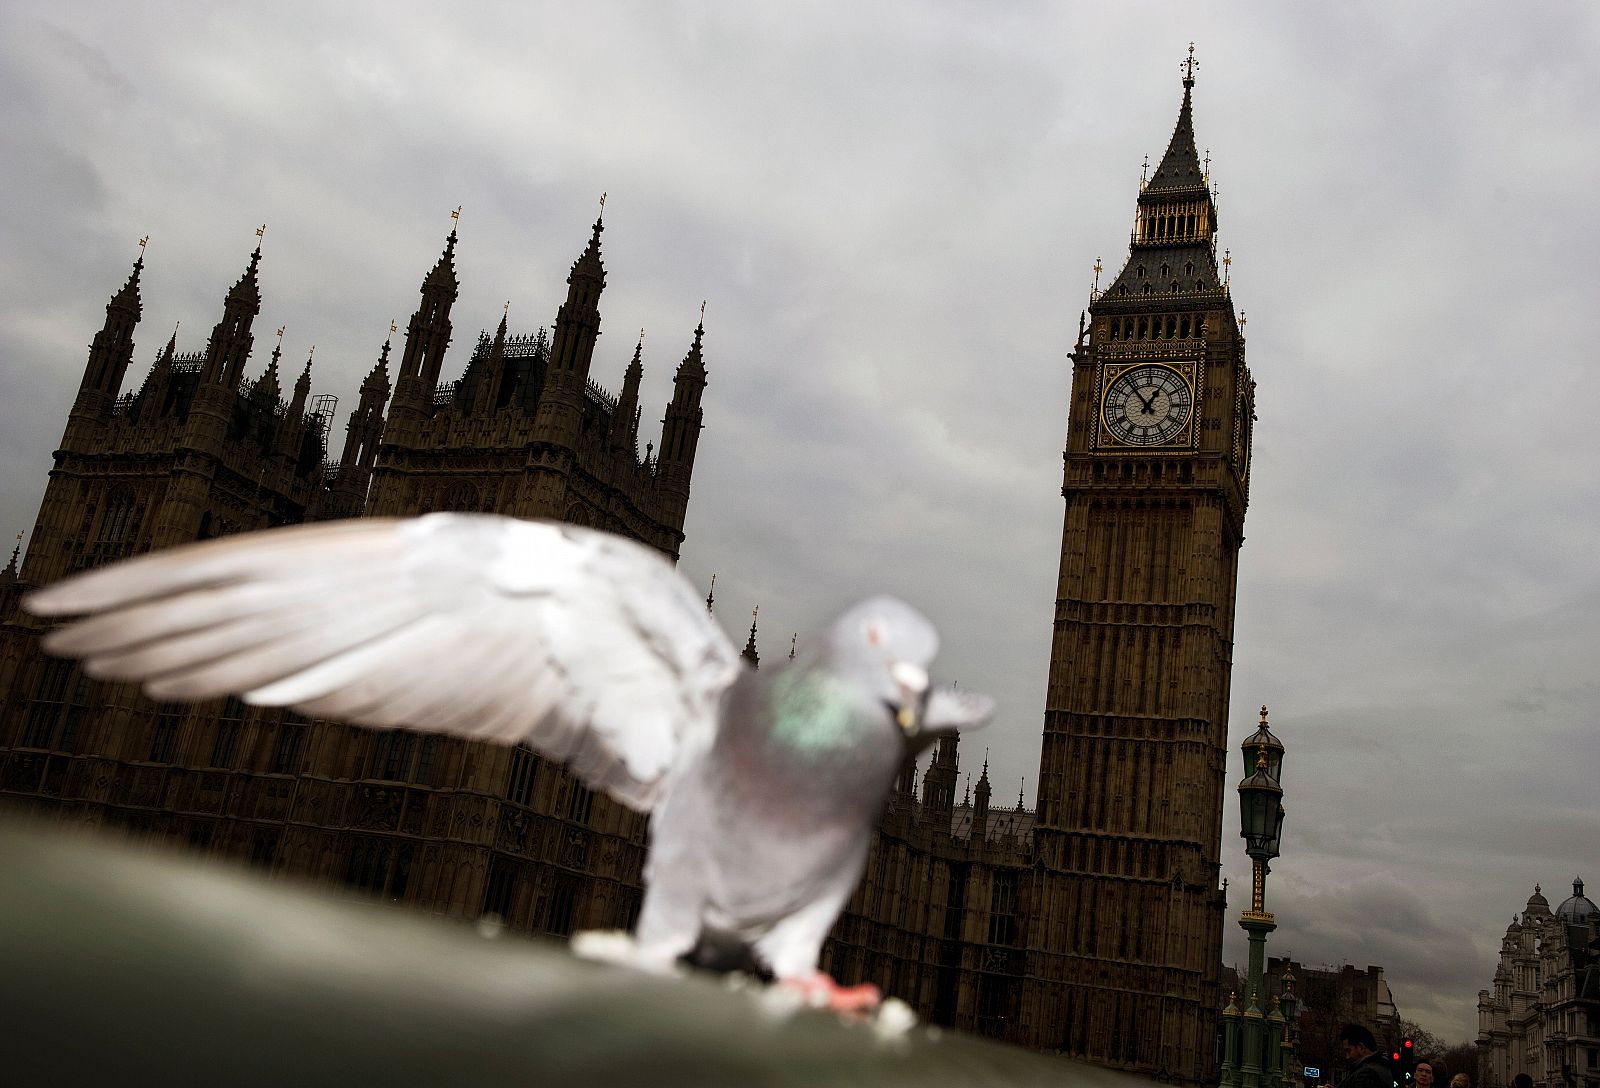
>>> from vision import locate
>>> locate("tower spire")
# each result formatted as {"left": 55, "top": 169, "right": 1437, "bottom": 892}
{"left": 75, "top": 246, "right": 146, "bottom": 407}
{"left": 1096, "top": 48, "right": 1226, "bottom": 304}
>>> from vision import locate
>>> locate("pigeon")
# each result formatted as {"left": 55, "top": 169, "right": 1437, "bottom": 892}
{"left": 26, "top": 513, "right": 994, "bottom": 1009}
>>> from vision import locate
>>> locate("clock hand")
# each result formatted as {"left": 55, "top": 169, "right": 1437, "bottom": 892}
{"left": 1136, "top": 387, "right": 1157, "bottom": 414}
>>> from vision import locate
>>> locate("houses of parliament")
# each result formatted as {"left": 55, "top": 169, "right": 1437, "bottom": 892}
{"left": 0, "top": 60, "right": 1253, "bottom": 1085}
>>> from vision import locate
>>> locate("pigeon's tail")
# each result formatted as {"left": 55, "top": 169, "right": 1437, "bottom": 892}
{"left": 680, "top": 928, "right": 773, "bottom": 981}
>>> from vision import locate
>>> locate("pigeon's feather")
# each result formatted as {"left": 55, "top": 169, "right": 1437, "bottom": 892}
{"left": 28, "top": 514, "right": 742, "bottom": 811}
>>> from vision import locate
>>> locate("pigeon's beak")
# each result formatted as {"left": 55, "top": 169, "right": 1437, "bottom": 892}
{"left": 891, "top": 662, "right": 929, "bottom": 736}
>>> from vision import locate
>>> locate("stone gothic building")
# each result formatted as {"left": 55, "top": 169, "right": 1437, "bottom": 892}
{"left": 1477, "top": 881, "right": 1600, "bottom": 1088}
{"left": 1, "top": 54, "right": 1252, "bottom": 1085}
{"left": 823, "top": 57, "right": 1253, "bottom": 1084}
{"left": 0, "top": 213, "right": 708, "bottom": 933}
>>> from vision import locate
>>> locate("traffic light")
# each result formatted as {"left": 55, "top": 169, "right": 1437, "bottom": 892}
{"left": 1391, "top": 1047, "right": 1404, "bottom": 1088}
{"left": 1400, "top": 1038, "right": 1416, "bottom": 1087}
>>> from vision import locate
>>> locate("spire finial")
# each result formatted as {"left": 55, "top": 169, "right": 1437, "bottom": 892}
{"left": 1204, "top": 147, "right": 1212, "bottom": 177}
{"left": 503, "top": 300, "right": 511, "bottom": 318}
{"left": 699, "top": 299, "right": 707, "bottom": 327}
{"left": 1018, "top": 778, "right": 1026, "bottom": 810}
{"left": 137, "top": 234, "right": 149, "bottom": 260}
{"left": 390, "top": 319, "right": 398, "bottom": 336}
{"left": 1182, "top": 42, "right": 1198, "bottom": 87}
{"left": 1140, "top": 154, "right": 1150, "bottom": 190}
{"left": 705, "top": 573, "right": 716, "bottom": 613}
{"left": 276, "top": 325, "right": 286, "bottom": 347}
{"left": 1223, "top": 248, "right": 1233, "bottom": 293}
{"left": 789, "top": 633, "right": 797, "bottom": 660}
{"left": 638, "top": 327, "right": 645, "bottom": 348}
{"left": 256, "top": 223, "right": 266, "bottom": 244}
{"left": 1091, "top": 256, "right": 1102, "bottom": 301}
{"left": 599, "top": 191, "right": 607, "bottom": 218}
{"left": 451, "top": 205, "right": 461, "bottom": 224}
{"left": 1240, "top": 310, "right": 1247, "bottom": 330}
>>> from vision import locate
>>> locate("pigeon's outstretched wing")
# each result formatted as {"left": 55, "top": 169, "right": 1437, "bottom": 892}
{"left": 27, "top": 514, "right": 743, "bottom": 811}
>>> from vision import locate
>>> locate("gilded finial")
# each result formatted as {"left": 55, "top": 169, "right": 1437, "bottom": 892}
{"left": 700, "top": 299, "right": 707, "bottom": 323}
{"left": 503, "top": 300, "right": 511, "bottom": 317}
{"left": 1182, "top": 42, "right": 1198, "bottom": 85}
{"left": 451, "top": 206, "right": 461, "bottom": 222}
{"left": 306, "top": 345, "right": 315, "bottom": 362}
{"left": 599, "top": 191, "right": 607, "bottom": 215}
{"left": 1255, "top": 745, "right": 1268, "bottom": 771}
{"left": 1260, "top": 704, "right": 1269, "bottom": 726}
{"left": 137, "top": 234, "right": 149, "bottom": 257}
{"left": 256, "top": 224, "right": 266, "bottom": 240}
{"left": 390, "top": 319, "right": 398, "bottom": 335}
{"left": 276, "top": 325, "right": 286, "bottom": 344}
{"left": 1140, "top": 154, "right": 1150, "bottom": 189}
{"left": 1091, "top": 256, "right": 1102, "bottom": 301}
{"left": 1240, "top": 311, "right": 1247, "bottom": 330}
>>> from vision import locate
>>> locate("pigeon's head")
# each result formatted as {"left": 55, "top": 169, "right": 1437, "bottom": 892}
{"left": 823, "top": 596, "right": 938, "bottom": 740}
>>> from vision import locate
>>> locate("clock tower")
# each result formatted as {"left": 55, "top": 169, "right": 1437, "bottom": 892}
{"left": 1028, "top": 50, "right": 1254, "bottom": 1081}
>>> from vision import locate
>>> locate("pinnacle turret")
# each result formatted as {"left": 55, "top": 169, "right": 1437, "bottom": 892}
{"left": 76, "top": 251, "right": 146, "bottom": 403}
{"left": 742, "top": 607, "right": 760, "bottom": 669}
{"left": 200, "top": 239, "right": 265, "bottom": 387}
{"left": 610, "top": 331, "right": 645, "bottom": 454}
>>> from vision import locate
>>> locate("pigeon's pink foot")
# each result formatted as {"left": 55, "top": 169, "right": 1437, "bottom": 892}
{"left": 782, "top": 971, "right": 883, "bottom": 1013}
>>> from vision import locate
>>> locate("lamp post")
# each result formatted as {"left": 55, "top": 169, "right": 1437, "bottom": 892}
{"left": 1222, "top": 705, "right": 1287, "bottom": 1088}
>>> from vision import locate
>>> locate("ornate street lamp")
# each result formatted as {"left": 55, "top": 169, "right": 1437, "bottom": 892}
{"left": 1222, "top": 706, "right": 1289, "bottom": 1088}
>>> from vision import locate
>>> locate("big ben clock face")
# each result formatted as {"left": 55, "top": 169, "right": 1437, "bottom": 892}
{"left": 1099, "top": 361, "right": 1198, "bottom": 448}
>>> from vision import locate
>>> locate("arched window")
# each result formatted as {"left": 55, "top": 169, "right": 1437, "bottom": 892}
{"left": 97, "top": 487, "right": 136, "bottom": 546}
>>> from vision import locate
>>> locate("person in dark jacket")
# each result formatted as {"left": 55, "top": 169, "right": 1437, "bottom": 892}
{"left": 1338, "top": 1024, "right": 1393, "bottom": 1088}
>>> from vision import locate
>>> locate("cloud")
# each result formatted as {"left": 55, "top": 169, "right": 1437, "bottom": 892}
{"left": 3, "top": 0, "right": 1597, "bottom": 1045}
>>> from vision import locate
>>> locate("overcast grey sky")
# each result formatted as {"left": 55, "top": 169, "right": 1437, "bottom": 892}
{"left": 3, "top": 1, "right": 1597, "bottom": 1044}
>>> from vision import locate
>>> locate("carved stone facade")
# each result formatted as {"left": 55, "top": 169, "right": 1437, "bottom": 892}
{"left": 1477, "top": 882, "right": 1600, "bottom": 1088}
{"left": 0, "top": 215, "right": 708, "bottom": 933}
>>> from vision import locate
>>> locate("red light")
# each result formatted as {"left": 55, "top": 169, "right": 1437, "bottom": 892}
{"left": 1393, "top": 1053, "right": 1403, "bottom": 1062}
{"left": 1403, "top": 1040, "right": 1414, "bottom": 1050}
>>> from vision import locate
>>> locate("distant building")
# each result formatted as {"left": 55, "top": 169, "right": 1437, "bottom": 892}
{"left": 0, "top": 213, "right": 709, "bottom": 932}
{"left": 1242, "top": 958, "right": 1401, "bottom": 1082}
{"left": 1477, "top": 881, "right": 1600, "bottom": 1088}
